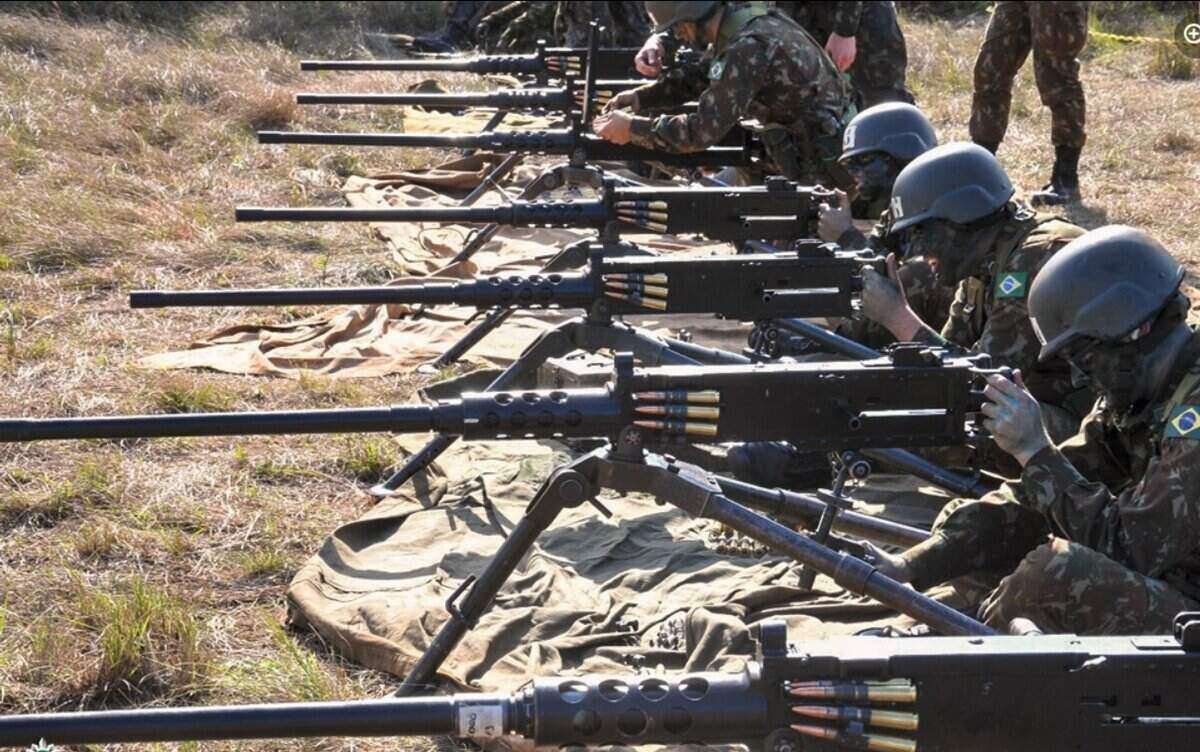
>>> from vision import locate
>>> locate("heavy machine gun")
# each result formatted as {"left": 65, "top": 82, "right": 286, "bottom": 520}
{"left": 295, "top": 78, "right": 686, "bottom": 117}
{"left": 4, "top": 615, "right": 1198, "bottom": 749}
{"left": 130, "top": 243, "right": 875, "bottom": 320}
{"left": 237, "top": 178, "right": 836, "bottom": 244}
{"left": 264, "top": 23, "right": 753, "bottom": 170}
{"left": 0, "top": 348, "right": 1007, "bottom": 685}
{"left": 298, "top": 39, "right": 705, "bottom": 83}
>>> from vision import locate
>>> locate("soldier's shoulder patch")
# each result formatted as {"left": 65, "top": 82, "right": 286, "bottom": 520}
{"left": 708, "top": 59, "right": 726, "bottom": 80}
{"left": 1165, "top": 406, "right": 1200, "bottom": 439}
{"left": 994, "top": 271, "right": 1028, "bottom": 299}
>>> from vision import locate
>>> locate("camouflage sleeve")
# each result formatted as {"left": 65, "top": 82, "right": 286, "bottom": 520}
{"left": 1020, "top": 438, "right": 1200, "bottom": 578}
{"left": 975, "top": 296, "right": 1042, "bottom": 374}
{"left": 829, "top": 2, "right": 864, "bottom": 37}
{"left": 629, "top": 36, "right": 766, "bottom": 152}
{"left": 632, "top": 60, "right": 711, "bottom": 111}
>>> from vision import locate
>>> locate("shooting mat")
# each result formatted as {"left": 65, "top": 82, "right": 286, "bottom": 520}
{"left": 287, "top": 436, "right": 960, "bottom": 691}
{"left": 137, "top": 156, "right": 740, "bottom": 379}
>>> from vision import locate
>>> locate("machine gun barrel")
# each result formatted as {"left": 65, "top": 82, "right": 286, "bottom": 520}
{"left": 299, "top": 46, "right": 644, "bottom": 79}
{"left": 255, "top": 129, "right": 753, "bottom": 168}
{"left": 4, "top": 617, "right": 1200, "bottom": 749}
{"left": 0, "top": 351, "right": 996, "bottom": 451}
{"left": 295, "top": 80, "right": 643, "bottom": 109}
{"left": 131, "top": 248, "right": 877, "bottom": 320}
{"left": 234, "top": 201, "right": 612, "bottom": 228}
{"left": 237, "top": 178, "right": 834, "bottom": 243}
{"left": 130, "top": 273, "right": 597, "bottom": 310}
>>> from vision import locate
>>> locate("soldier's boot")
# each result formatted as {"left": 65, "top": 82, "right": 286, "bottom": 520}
{"left": 1030, "top": 145, "right": 1082, "bottom": 207}
{"left": 973, "top": 139, "right": 1000, "bottom": 156}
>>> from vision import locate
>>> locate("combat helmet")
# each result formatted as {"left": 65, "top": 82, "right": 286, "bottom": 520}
{"left": 645, "top": 1, "right": 721, "bottom": 32}
{"left": 841, "top": 102, "right": 938, "bottom": 164}
{"left": 1029, "top": 225, "right": 1185, "bottom": 363}
{"left": 889, "top": 142, "right": 1013, "bottom": 233}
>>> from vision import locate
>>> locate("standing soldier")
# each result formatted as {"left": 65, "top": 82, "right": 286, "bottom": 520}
{"left": 594, "top": 1, "right": 856, "bottom": 188}
{"left": 969, "top": 1, "right": 1090, "bottom": 206}
{"left": 775, "top": 1, "right": 914, "bottom": 107}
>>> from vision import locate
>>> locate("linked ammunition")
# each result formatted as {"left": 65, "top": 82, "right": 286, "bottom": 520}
{"left": 603, "top": 291, "right": 668, "bottom": 311}
{"left": 633, "top": 389, "right": 721, "bottom": 404}
{"left": 790, "top": 723, "right": 917, "bottom": 752}
{"left": 633, "top": 405, "right": 720, "bottom": 420}
{"left": 788, "top": 680, "right": 918, "bottom": 704}
{"left": 632, "top": 419, "right": 720, "bottom": 437}
{"left": 791, "top": 705, "right": 919, "bottom": 732}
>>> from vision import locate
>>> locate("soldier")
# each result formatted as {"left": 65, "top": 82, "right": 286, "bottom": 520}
{"left": 413, "top": 2, "right": 507, "bottom": 53}
{"left": 859, "top": 142, "right": 1094, "bottom": 454}
{"left": 870, "top": 226, "right": 1200, "bottom": 635}
{"left": 969, "top": 1, "right": 1090, "bottom": 206}
{"left": 593, "top": 1, "right": 856, "bottom": 188}
{"left": 555, "top": 2, "right": 652, "bottom": 47}
{"left": 775, "top": 1, "right": 914, "bottom": 108}
{"left": 819, "top": 102, "right": 953, "bottom": 349}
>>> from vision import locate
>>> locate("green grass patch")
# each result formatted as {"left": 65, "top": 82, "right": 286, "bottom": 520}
{"left": 152, "top": 377, "right": 238, "bottom": 413}
{"left": 217, "top": 616, "right": 347, "bottom": 703}
{"left": 71, "top": 576, "right": 212, "bottom": 704}
{"left": 332, "top": 436, "right": 393, "bottom": 483}
{"left": 237, "top": 548, "right": 288, "bottom": 579}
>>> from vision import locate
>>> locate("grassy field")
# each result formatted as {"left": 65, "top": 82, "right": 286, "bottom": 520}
{"left": 0, "top": 2, "right": 1197, "bottom": 750}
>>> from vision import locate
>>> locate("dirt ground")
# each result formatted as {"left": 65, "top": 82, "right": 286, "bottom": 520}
{"left": 0, "top": 3, "right": 1197, "bottom": 750}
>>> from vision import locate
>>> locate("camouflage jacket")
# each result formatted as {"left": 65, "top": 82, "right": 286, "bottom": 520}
{"left": 629, "top": 5, "right": 850, "bottom": 153}
{"left": 773, "top": 1, "right": 864, "bottom": 38}
{"left": 1020, "top": 333, "right": 1200, "bottom": 600}
{"left": 914, "top": 208, "right": 1087, "bottom": 411}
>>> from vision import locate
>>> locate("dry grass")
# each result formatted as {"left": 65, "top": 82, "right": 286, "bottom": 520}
{"left": 0, "top": 2, "right": 1197, "bottom": 750}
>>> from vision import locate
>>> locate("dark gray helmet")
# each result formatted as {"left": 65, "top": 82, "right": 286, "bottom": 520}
{"left": 888, "top": 142, "right": 1014, "bottom": 233}
{"left": 645, "top": 0, "right": 721, "bottom": 32}
{"left": 840, "top": 102, "right": 938, "bottom": 164}
{"left": 1029, "top": 225, "right": 1185, "bottom": 362}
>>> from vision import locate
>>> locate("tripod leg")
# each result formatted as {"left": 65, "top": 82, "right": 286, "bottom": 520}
{"left": 395, "top": 461, "right": 596, "bottom": 695}
{"left": 370, "top": 321, "right": 584, "bottom": 497}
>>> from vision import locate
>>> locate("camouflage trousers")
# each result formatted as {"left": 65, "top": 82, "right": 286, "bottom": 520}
{"left": 555, "top": 1, "right": 651, "bottom": 48}
{"left": 900, "top": 494, "right": 1198, "bottom": 634}
{"left": 969, "top": 1, "right": 1089, "bottom": 149}
{"left": 847, "top": 1, "right": 914, "bottom": 108}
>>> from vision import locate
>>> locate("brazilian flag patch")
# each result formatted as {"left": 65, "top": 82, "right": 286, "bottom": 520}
{"left": 995, "top": 272, "right": 1028, "bottom": 299}
{"left": 709, "top": 59, "right": 725, "bottom": 80}
{"left": 1165, "top": 406, "right": 1200, "bottom": 439}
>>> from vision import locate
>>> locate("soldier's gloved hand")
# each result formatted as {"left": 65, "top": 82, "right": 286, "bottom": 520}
{"left": 818, "top": 189, "right": 853, "bottom": 243}
{"left": 825, "top": 32, "right": 857, "bottom": 71}
{"left": 603, "top": 90, "right": 640, "bottom": 114}
{"left": 635, "top": 33, "right": 666, "bottom": 77}
{"left": 592, "top": 111, "right": 633, "bottom": 144}
{"left": 861, "top": 253, "right": 923, "bottom": 340}
{"left": 981, "top": 370, "right": 1053, "bottom": 467}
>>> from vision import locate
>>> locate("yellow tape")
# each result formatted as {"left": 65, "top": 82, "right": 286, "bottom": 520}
{"left": 1089, "top": 29, "right": 1174, "bottom": 46}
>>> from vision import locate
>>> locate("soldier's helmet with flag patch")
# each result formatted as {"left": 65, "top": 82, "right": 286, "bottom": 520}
{"left": 645, "top": 1, "right": 721, "bottom": 33}
{"left": 840, "top": 103, "right": 938, "bottom": 164}
{"left": 1029, "top": 225, "right": 1185, "bottom": 363}
{"left": 888, "top": 142, "right": 1013, "bottom": 234}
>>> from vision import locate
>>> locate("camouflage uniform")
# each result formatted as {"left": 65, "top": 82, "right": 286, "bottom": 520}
{"left": 775, "top": 1, "right": 913, "bottom": 108}
{"left": 969, "top": 1, "right": 1089, "bottom": 151}
{"left": 900, "top": 334, "right": 1200, "bottom": 634}
{"left": 629, "top": 4, "right": 854, "bottom": 186}
{"left": 479, "top": 1, "right": 558, "bottom": 51}
{"left": 556, "top": 2, "right": 652, "bottom": 47}
{"left": 911, "top": 207, "right": 1092, "bottom": 444}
